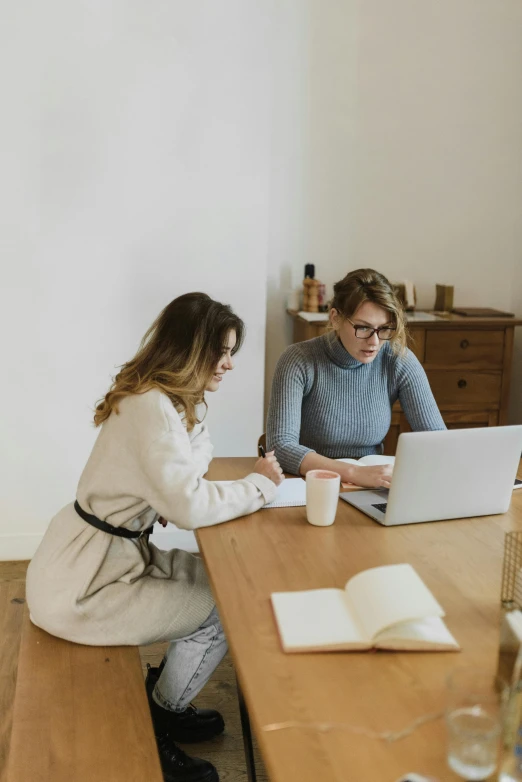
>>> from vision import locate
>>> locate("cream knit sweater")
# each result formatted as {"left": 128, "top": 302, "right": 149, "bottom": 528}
{"left": 26, "top": 389, "right": 276, "bottom": 646}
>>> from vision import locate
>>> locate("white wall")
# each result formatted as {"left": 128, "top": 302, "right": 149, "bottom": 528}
{"left": 0, "top": 1, "right": 273, "bottom": 559}
{"left": 3, "top": 1, "right": 522, "bottom": 560}
{"left": 265, "top": 0, "right": 522, "bottom": 420}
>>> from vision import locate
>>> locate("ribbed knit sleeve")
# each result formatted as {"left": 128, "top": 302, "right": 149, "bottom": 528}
{"left": 266, "top": 345, "right": 314, "bottom": 474}
{"left": 395, "top": 350, "right": 446, "bottom": 431}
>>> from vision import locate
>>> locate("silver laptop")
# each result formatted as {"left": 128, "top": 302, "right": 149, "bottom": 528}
{"left": 340, "top": 426, "right": 522, "bottom": 526}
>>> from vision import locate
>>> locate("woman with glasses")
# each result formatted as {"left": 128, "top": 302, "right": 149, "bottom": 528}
{"left": 266, "top": 268, "right": 445, "bottom": 489}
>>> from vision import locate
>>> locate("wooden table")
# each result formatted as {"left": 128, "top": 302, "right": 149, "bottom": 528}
{"left": 197, "top": 458, "right": 522, "bottom": 782}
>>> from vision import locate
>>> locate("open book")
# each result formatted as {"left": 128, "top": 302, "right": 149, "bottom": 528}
{"left": 271, "top": 563, "right": 460, "bottom": 653}
{"left": 337, "top": 455, "right": 395, "bottom": 490}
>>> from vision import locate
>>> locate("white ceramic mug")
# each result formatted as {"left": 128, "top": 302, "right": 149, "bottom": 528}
{"left": 306, "top": 469, "right": 341, "bottom": 526}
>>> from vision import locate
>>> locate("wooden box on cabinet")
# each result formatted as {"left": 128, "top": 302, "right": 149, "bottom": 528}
{"left": 287, "top": 310, "right": 522, "bottom": 455}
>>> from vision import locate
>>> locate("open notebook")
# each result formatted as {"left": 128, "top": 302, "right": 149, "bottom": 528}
{"left": 271, "top": 563, "right": 459, "bottom": 652}
{"left": 264, "top": 478, "right": 306, "bottom": 508}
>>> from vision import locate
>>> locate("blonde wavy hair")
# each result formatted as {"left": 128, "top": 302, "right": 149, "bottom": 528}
{"left": 94, "top": 292, "right": 244, "bottom": 430}
{"left": 330, "top": 268, "right": 408, "bottom": 354}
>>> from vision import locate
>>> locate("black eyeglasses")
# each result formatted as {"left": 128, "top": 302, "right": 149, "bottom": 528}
{"left": 346, "top": 318, "right": 396, "bottom": 341}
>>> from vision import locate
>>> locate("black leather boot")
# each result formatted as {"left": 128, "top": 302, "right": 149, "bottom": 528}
{"left": 146, "top": 664, "right": 225, "bottom": 743}
{"left": 156, "top": 731, "right": 219, "bottom": 782}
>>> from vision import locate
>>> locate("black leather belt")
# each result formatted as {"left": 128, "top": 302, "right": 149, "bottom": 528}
{"left": 74, "top": 501, "right": 154, "bottom": 539}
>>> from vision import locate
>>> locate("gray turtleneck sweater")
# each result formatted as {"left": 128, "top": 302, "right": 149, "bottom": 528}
{"left": 266, "top": 331, "right": 446, "bottom": 475}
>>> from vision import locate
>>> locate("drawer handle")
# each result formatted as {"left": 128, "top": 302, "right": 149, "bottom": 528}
{"left": 457, "top": 379, "right": 467, "bottom": 389}
{"left": 460, "top": 339, "right": 469, "bottom": 349}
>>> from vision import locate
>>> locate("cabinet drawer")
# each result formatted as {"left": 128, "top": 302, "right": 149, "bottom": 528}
{"left": 424, "top": 330, "right": 504, "bottom": 367}
{"left": 426, "top": 370, "right": 502, "bottom": 409}
{"left": 382, "top": 410, "right": 498, "bottom": 455}
{"left": 442, "top": 411, "right": 499, "bottom": 428}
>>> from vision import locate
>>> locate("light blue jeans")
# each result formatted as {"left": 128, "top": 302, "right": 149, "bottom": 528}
{"left": 152, "top": 606, "right": 227, "bottom": 713}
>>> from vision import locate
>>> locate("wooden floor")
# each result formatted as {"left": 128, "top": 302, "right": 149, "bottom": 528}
{"left": 0, "top": 561, "right": 268, "bottom": 782}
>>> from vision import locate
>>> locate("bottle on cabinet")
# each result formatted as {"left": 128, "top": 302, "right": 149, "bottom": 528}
{"left": 302, "top": 264, "right": 327, "bottom": 313}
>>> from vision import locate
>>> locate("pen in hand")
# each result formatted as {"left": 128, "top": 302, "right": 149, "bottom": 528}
{"left": 256, "top": 444, "right": 284, "bottom": 485}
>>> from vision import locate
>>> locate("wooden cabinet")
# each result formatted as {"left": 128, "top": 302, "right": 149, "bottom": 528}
{"left": 288, "top": 310, "right": 522, "bottom": 455}
{"left": 424, "top": 330, "right": 505, "bottom": 367}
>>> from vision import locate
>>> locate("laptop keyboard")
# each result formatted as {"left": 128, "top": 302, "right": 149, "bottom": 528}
{"left": 372, "top": 502, "right": 388, "bottom": 514}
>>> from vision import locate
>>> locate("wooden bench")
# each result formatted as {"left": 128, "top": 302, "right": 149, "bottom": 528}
{"left": 7, "top": 608, "right": 163, "bottom": 782}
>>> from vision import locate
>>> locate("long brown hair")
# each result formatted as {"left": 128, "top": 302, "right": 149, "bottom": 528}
{"left": 94, "top": 292, "right": 245, "bottom": 430}
{"left": 330, "top": 268, "right": 407, "bottom": 354}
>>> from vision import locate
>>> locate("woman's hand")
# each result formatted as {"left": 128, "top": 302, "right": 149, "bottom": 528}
{"left": 253, "top": 450, "right": 284, "bottom": 486}
{"left": 352, "top": 463, "right": 393, "bottom": 489}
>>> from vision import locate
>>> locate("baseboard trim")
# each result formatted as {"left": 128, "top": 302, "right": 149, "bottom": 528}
{"left": 0, "top": 534, "right": 44, "bottom": 561}
{"left": 0, "top": 528, "right": 199, "bottom": 562}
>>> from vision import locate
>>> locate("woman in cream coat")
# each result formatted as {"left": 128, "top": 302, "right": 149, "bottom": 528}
{"left": 26, "top": 292, "right": 283, "bottom": 782}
